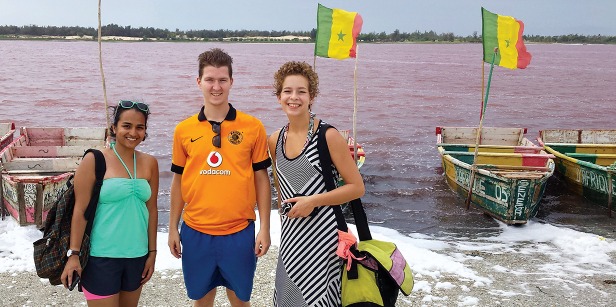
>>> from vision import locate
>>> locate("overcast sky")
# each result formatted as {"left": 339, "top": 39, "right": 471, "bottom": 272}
{"left": 1, "top": 0, "right": 615, "bottom": 36}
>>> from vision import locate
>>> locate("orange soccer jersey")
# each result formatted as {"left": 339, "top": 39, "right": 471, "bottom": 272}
{"left": 171, "top": 105, "right": 271, "bottom": 235}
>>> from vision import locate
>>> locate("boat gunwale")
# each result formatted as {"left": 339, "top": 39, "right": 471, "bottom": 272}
{"left": 437, "top": 127, "right": 555, "bottom": 180}
{"left": 0, "top": 122, "right": 16, "bottom": 142}
{"left": 537, "top": 136, "right": 613, "bottom": 172}
{"left": 437, "top": 146, "right": 555, "bottom": 180}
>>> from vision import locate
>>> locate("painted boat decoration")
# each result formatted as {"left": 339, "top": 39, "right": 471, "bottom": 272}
{"left": 0, "top": 122, "right": 16, "bottom": 151}
{"left": 340, "top": 129, "right": 366, "bottom": 169}
{"left": 0, "top": 127, "right": 106, "bottom": 227}
{"left": 537, "top": 129, "right": 616, "bottom": 214}
{"left": 437, "top": 126, "right": 555, "bottom": 224}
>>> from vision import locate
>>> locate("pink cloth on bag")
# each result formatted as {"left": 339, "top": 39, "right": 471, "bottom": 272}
{"left": 336, "top": 229, "right": 365, "bottom": 271}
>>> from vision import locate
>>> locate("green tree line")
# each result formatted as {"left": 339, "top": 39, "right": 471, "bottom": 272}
{"left": 1, "top": 24, "right": 615, "bottom": 44}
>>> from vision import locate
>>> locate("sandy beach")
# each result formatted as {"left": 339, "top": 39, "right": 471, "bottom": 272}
{"left": 1, "top": 244, "right": 614, "bottom": 307}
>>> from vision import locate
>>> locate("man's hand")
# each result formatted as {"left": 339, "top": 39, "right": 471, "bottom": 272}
{"left": 254, "top": 230, "right": 270, "bottom": 257}
{"left": 168, "top": 230, "right": 182, "bottom": 259}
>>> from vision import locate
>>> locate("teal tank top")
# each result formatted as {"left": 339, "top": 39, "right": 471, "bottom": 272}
{"left": 90, "top": 146, "right": 152, "bottom": 258}
{"left": 90, "top": 178, "right": 151, "bottom": 257}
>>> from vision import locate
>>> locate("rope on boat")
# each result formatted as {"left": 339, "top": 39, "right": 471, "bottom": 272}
{"left": 98, "top": 0, "right": 111, "bottom": 142}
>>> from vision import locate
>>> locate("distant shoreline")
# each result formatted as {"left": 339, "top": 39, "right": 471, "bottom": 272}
{"left": 3, "top": 23, "right": 615, "bottom": 44}
{"left": 2, "top": 35, "right": 614, "bottom": 45}
{"left": 0, "top": 34, "right": 313, "bottom": 43}
{"left": 0, "top": 35, "right": 467, "bottom": 44}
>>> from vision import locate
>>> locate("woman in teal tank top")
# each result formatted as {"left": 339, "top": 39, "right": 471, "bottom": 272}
{"left": 61, "top": 100, "right": 159, "bottom": 307}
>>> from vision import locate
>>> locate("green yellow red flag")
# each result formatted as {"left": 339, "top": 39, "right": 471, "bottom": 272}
{"left": 315, "top": 4, "right": 363, "bottom": 60}
{"left": 482, "top": 7, "right": 532, "bottom": 69}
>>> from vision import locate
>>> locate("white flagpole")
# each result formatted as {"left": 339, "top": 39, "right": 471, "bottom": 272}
{"left": 352, "top": 46, "right": 359, "bottom": 165}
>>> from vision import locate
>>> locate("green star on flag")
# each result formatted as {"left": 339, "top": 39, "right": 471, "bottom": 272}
{"left": 337, "top": 30, "right": 346, "bottom": 41}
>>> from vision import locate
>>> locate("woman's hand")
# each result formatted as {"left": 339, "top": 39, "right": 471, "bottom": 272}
{"left": 141, "top": 252, "right": 156, "bottom": 284}
{"left": 60, "top": 256, "right": 82, "bottom": 289}
{"left": 284, "top": 196, "right": 317, "bottom": 218}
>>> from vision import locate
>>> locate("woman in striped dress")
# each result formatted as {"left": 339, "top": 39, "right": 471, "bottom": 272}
{"left": 268, "top": 61, "right": 365, "bottom": 306}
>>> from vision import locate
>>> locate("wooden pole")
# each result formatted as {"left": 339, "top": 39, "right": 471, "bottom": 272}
{"left": 0, "top": 172, "right": 4, "bottom": 220}
{"left": 352, "top": 46, "right": 359, "bottom": 165}
{"left": 466, "top": 48, "right": 498, "bottom": 209}
{"left": 608, "top": 169, "right": 613, "bottom": 218}
{"left": 480, "top": 58, "right": 485, "bottom": 119}
{"left": 313, "top": 55, "right": 317, "bottom": 71}
{"left": 98, "top": 0, "right": 110, "bottom": 145}
{"left": 474, "top": 164, "right": 551, "bottom": 172}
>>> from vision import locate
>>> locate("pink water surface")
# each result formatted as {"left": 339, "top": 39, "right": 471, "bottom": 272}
{"left": 1, "top": 41, "right": 615, "bottom": 236}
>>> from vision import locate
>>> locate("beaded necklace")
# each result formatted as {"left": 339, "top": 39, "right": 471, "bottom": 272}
{"left": 282, "top": 112, "right": 315, "bottom": 151}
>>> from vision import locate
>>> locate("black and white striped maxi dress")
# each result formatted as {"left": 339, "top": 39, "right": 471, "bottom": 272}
{"left": 273, "top": 123, "right": 342, "bottom": 307}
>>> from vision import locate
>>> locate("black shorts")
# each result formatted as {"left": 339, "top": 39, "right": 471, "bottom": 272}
{"left": 80, "top": 255, "right": 148, "bottom": 296}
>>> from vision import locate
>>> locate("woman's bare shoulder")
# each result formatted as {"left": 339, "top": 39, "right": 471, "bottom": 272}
{"left": 268, "top": 129, "right": 282, "bottom": 144}
{"left": 137, "top": 151, "right": 159, "bottom": 168}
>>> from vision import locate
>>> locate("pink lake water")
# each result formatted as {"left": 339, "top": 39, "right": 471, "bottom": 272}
{"left": 1, "top": 41, "right": 615, "bottom": 237}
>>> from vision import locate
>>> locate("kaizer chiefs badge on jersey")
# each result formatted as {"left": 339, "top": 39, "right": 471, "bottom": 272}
{"left": 228, "top": 130, "right": 243, "bottom": 145}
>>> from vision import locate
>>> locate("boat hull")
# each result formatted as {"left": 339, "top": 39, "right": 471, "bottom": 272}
{"left": 437, "top": 127, "right": 555, "bottom": 224}
{"left": 538, "top": 129, "right": 616, "bottom": 213}
{"left": 440, "top": 153, "right": 551, "bottom": 224}
{"left": 1, "top": 172, "right": 71, "bottom": 226}
{"left": 0, "top": 127, "right": 106, "bottom": 227}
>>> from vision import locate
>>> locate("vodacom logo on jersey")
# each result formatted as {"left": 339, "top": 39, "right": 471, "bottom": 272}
{"left": 200, "top": 151, "right": 231, "bottom": 175}
{"left": 207, "top": 151, "right": 223, "bottom": 167}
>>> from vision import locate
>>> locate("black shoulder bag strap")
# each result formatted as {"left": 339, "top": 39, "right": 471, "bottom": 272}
{"left": 317, "top": 123, "right": 372, "bottom": 242}
{"left": 82, "top": 149, "right": 106, "bottom": 236}
{"left": 318, "top": 123, "right": 347, "bottom": 232}
{"left": 318, "top": 123, "right": 373, "bottom": 279}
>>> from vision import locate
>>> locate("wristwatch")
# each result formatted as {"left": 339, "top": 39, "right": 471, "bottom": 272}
{"left": 66, "top": 250, "right": 80, "bottom": 257}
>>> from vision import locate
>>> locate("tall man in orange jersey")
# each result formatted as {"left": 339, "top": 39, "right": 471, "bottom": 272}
{"left": 168, "top": 48, "right": 271, "bottom": 307}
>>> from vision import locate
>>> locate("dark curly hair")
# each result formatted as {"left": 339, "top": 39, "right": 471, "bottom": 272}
{"left": 273, "top": 61, "right": 319, "bottom": 100}
{"left": 198, "top": 48, "right": 233, "bottom": 79}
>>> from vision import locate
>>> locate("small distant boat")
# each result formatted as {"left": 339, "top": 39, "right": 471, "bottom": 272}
{"left": 340, "top": 129, "right": 366, "bottom": 169}
{"left": 0, "top": 126, "right": 106, "bottom": 227}
{"left": 538, "top": 129, "right": 616, "bottom": 214}
{"left": 437, "top": 126, "right": 555, "bottom": 224}
{"left": 0, "top": 122, "right": 16, "bottom": 151}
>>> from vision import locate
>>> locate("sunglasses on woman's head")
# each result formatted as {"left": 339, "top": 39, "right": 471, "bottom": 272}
{"left": 118, "top": 100, "right": 149, "bottom": 112}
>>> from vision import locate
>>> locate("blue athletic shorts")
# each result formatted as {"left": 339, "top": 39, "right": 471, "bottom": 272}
{"left": 80, "top": 254, "right": 148, "bottom": 296}
{"left": 180, "top": 221, "right": 256, "bottom": 302}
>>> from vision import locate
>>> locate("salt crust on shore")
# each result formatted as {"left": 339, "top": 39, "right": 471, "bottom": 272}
{"left": 1, "top": 245, "right": 614, "bottom": 306}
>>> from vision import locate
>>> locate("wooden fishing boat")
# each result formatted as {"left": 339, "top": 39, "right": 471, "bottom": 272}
{"left": 0, "top": 126, "right": 106, "bottom": 227}
{"left": 437, "top": 126, "right": 555, "bottom": 224}
{"left": 537, "top": 129, "right": 616, "bottom": 214}
{"left": 0, "top": 122, "right": 16, "bottom": 151}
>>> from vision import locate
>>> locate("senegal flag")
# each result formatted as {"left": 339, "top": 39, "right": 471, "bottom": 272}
{"left": 315, "top": 4, "right": 363, "bottom": 60}
{"left": 482, "top": 7, "right": 532, "bottom": 69}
